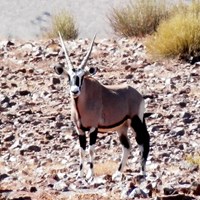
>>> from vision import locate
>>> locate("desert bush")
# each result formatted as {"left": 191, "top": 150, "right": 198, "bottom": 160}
{"left": 45, "top": 10, "right": 78, "bottom": 40}
{"left": 186, "top": 153, "right": 200, "bottom": 166}
{"left": 146, "top": 0, "right": 200, "bottom": 59}
{"left": 108, "top": 0, "right": 170, "bottom": 37}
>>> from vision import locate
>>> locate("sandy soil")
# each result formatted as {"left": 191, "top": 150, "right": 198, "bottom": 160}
{"left": 0, "top": 0, "right": 128, "bottom": 40}
{"left": 0, "top": 0, "right": 192, "bottom": 40}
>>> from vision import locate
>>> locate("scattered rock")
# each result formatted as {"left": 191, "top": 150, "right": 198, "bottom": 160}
{"left": 27, "top": 145, "right": 41, "bottom": 152}
{"left": 30, "top": 186, "right": 37, "bottom": 193}
{"left": 0, "top": 94, "right": 10, "bottom": 104}
{"left": 0, "top": 173, "right": 9, "bottom": 181}
{"left": 53, "top": 180, "right": 68, "bottom": 191}
{"left": 0, "top": 38, "right": 199, "bottom": 200}
{"left": 163, "top": 186, "right": 178, "bottom": 195}
{"left": 125, "top": 73, "right": 133, "bottom": 79}
{"left": 4, "top": 133, "right": 15, "bottom": 142}
{"left": 129, "top": 187, "right": 148, "bottom": 198}
{"left": 178, "top": 101, "right": 187, "bottom": 108}
{"left": 52, "top": 77, "right": 60, "bottom": 85}
{"left": 170, "top": 127, "right": 185, "bottom": 137}
{"left": 17, "top": 90, "right": 31, "bottom": 96}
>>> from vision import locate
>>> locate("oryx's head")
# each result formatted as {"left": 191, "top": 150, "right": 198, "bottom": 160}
{"left": 54, "top": 32, "right": 97, "bottom": 98}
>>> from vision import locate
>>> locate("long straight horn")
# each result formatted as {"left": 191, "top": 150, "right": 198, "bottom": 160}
{"left": 80, "top": 34, "right": 96, "bottom": 69}
{"left": 58, "top": 32, "right": 74, "bottom": 69}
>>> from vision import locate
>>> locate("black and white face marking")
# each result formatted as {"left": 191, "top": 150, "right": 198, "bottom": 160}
{"left": 67, "top": 68, "right": 85, "bottom": 98}
{"left": 55, "top": 32, "right": 97, "bottom": 99}
{"left": 54, "top": 64, "right": 97, "bottom": 98}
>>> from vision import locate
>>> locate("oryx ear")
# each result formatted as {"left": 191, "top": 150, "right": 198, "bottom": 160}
{"left": 86, "top": 66, "right": 97, "bottom": 76}
{"left": 54, "top": 63, "right": 67, "bottom": 75}
{"left": 54, "top": 65, "right": 64, "bottom": 75}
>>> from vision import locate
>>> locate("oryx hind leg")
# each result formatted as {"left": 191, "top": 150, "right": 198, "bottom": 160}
{"left": 87, "top": 127, "right": 98, "bottom": 180}
{"left": 77, "top": 128, "right": 87, "bottom": 178}
{"left": 131, "top": 115, "right": 150, "bottom": 176}
{"left": 112, "top": 125, "right": 130, "bottom": 180}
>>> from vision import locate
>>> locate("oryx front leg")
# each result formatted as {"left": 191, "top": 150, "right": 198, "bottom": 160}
{"left": 77, "top": 129, "right": 86, "bottom": 178}
{"left": 113, "top": 127, "right": 130, "bottom": 180}
{"left": 87, "top": 128, "right": 98, "bottom": 180}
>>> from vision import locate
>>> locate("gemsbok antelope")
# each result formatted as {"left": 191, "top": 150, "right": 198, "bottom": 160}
{"left": 54, "top": 33, "right": 150, "bottom": 180}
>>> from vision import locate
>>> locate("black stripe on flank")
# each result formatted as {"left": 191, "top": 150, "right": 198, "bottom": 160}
{"left": 98, "top": 116, "right": 129, "bottom": 130}
{"left": 80, "top": 124, "right": 90, "bottom": 132}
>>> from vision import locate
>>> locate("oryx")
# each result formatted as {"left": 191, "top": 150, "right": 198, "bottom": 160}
{"left": 54, "top": 33, "right": 150, "bottom": 180}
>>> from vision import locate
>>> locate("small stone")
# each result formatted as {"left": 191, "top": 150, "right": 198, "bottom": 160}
{"left": 163, "top": 187, "right": 178, "bottom": 195}
{"left": 125, "top": 74, "right": 133, "bottom": 79}
{"left": 4, "top": 133, "right": 15, "bottom": 142}
{"left": 151, "top": 125, "right": 163, "bottom": 132}
{"left": 178, "top": 144, "right": 184, "bottom": 150}
{"left": 0, "top": 94, "right": 10, "bottom": 104}
{"left": 129, "top": 187, "right": 148, "bottom": 198}
{"left": 30, "top": 186, "right": 37, "bottom": 192}
{"left": 183, "top": 118, "right": 194, "bottom": 124}
{"left": 189, "top": 124, "right": 199, "bottom": 132}
{"left": 124, "top": 65, "right": 131, "bottom": 70}
{"left": 53, "top": 180, "right": 68, "bottom": 191}
{"left": 56, "top": 122, "right": 64, "bottom": 129}
{"left": 0, "top": 173, "right": 9, "bottom": 181}
{"left": 16, "top": 68, "right": 26, "bottom": 73}
{"left": 181, "top": 112, "right": 192, "bottom": 119}
{"left": 17, "top": 90, "right": 31, "bottom": 96}
{"left": 27, "top": 145, "right": 41, "bottom": 152}
{"left": 11, "top": 83, "right": 18, "bottom": 87}
{"left": 171, "top": 127, "right": 185, "bottom": 137}
{"left": 121, "top": 59, "right": 127, "bottom": 65}
{"left": 179, "top": 101, "right": 187, "bottom": 108}
{"left": 52, "top": 77, "right": 60, "bottom": 85}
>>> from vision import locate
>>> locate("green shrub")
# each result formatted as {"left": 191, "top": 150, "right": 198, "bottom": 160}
{"left": 146, "top": 0, "right": 200, "bottom": 59}
{"left": 108, "top": 0, "right": 170, "bottom": 37}
{"left": 45, "top": 10, "right": 78, "bottom": 40}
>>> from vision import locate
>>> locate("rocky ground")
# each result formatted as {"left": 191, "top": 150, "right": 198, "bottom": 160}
{"left": 0, "top": 38, "right": 199, "bottom": 200}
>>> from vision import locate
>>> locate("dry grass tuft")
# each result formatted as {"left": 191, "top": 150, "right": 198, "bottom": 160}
{"left": 146, "top": 0, "right": 200, "bottom": 59}
{"left": 108, "top": 0, "right": 170, "bottom": 37}
{"left": 94, "top": 160, "right": 118, "bottom": 176}
{"left": 45, "top": 9, "right": 78, "bottom": 40}
{"left": 186, "top": 154, "right": 200, "bottom": 166}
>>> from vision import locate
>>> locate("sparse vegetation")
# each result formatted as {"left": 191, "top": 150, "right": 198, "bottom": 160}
{"left": 186, "top": 154, "right": 200, "bottom": 166}
{"left": 146, "top": 0, "right": 200, "bottom": 59}
{"left": 94, "top": 160, "right": 118, "bottom": 176}
{"left": 45, "top": 9, "right": 78, "bottom": 40}
{"left": 108, "top": 0, "right": 170, "bottom": 37}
